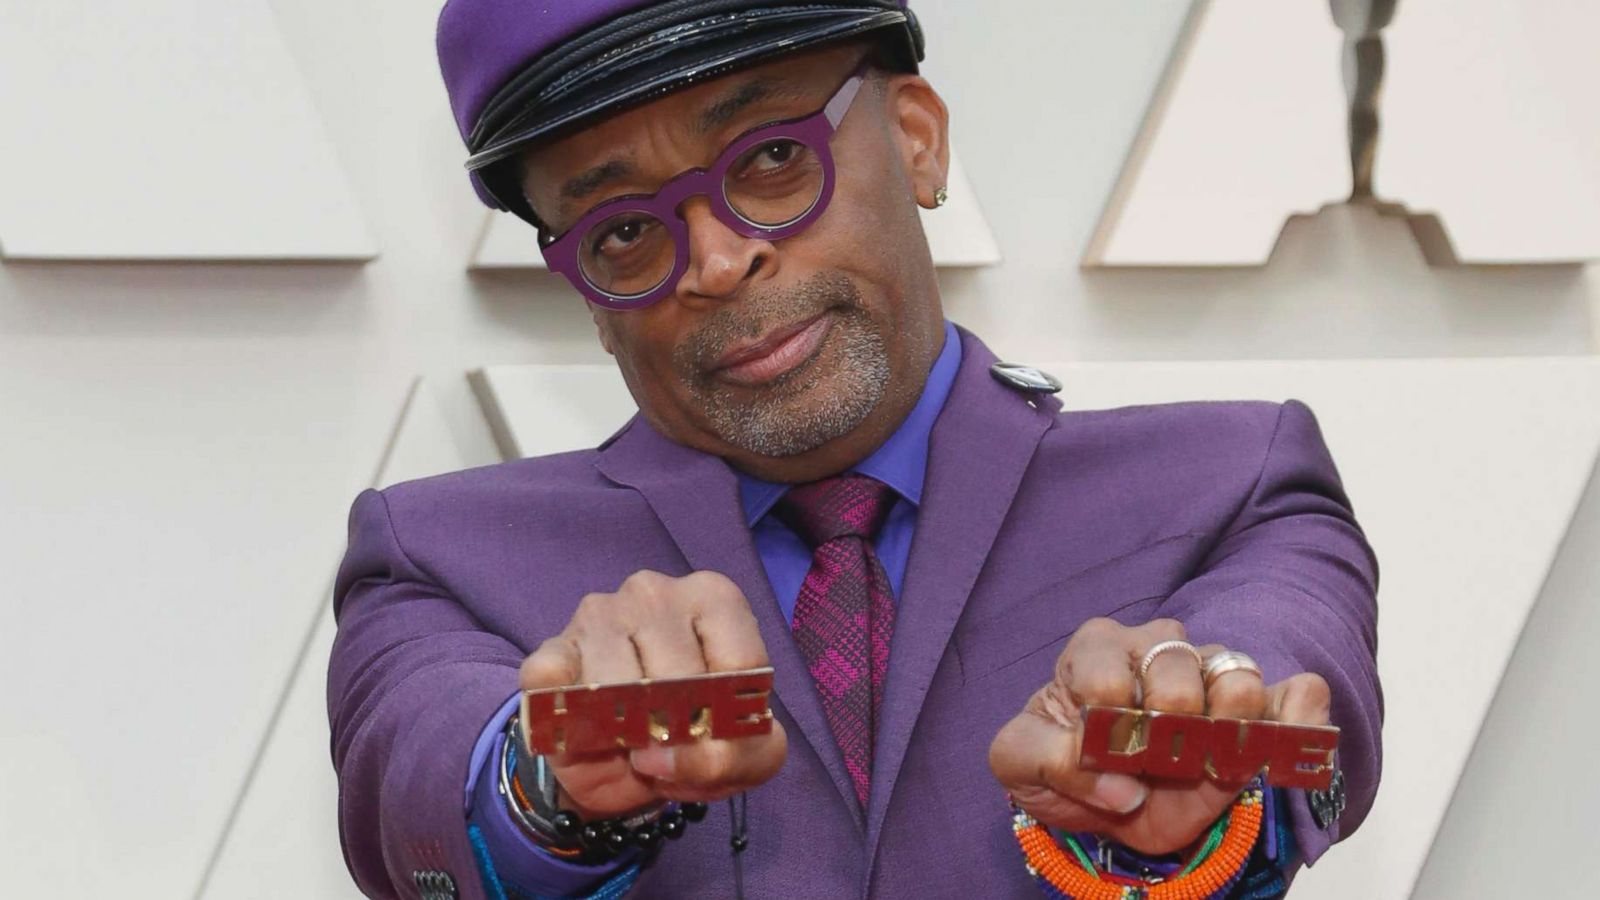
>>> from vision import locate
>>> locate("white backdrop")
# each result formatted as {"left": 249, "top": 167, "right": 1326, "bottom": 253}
{"left": 1, "top": 1, "right": 1597, "bottom": 897}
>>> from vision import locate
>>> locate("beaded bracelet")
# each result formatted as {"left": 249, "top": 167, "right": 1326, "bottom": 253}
{"left": 538, "top": 797, "right": 709, "bottom": 864}
{"left": 1010, "top": 783, "right": 1264, "bottom": 900}
{"left": 499, "top": 714, "right": 708, "bottom": 863}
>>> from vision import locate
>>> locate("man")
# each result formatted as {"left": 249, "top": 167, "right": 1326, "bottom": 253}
{"left": 328, "top": 2, "right": 1381, "bottom": 898}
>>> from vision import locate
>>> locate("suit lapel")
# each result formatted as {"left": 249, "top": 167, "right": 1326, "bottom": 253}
{"left": 594, "top": 418, "right": 866, "bottom": 830}
{"left": 865, "top": 328, "right": 1059, "bottom": 861}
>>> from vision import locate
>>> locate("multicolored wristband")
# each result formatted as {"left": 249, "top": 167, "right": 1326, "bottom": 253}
{"left": 1010, "top": 778, "right": 1268, "bottom": 900}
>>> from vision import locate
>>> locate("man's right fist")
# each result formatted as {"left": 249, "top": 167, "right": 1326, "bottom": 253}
{"left": 519, "top": 570, "right": 788, "bottom": 817}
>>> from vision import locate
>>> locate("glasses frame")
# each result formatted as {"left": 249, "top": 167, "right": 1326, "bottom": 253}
{"left": 538, "top": 65, "right": 868, "bottom": 310}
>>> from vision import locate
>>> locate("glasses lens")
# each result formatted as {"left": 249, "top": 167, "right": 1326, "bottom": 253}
{"left": 723, "top": 137, "right": 825, "bottom": 228}
{"left": 579, "top": 211, "right": 674, "bottom": 299}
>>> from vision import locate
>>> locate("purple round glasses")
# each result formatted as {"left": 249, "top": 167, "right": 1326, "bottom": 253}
{"left": 538, "top": 66, "right": 867, "bottom": 310}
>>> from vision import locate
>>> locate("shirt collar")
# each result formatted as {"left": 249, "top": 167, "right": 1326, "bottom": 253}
{"left": 734, "top": 320, "right": 962, "bottom": 526}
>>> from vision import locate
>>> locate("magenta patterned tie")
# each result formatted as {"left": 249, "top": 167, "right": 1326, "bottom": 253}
{"left": 776, "top": 474, "right": 897, "bottom": 809}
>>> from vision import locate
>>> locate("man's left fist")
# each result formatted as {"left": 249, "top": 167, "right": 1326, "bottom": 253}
{"left": 988, "top": 617, "right": 1331, "bottom": 855}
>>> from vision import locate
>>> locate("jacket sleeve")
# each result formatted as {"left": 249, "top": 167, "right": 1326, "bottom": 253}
{"left": 328, "top": 487, "right": 528, "bottom": 899}
{"left": 1154, "top": 400, "right": 1383, "bottom": 879}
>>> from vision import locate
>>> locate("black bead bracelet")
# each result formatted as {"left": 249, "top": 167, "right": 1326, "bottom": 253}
{"left": 557, "top": 802, "right": 710, "bottom": 863}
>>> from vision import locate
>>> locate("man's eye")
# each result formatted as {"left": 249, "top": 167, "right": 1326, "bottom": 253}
{"left": 758, "top": 141, "right": 798, "bottom": 167}
{"left": 596, "top": 218, "right": 654, "bottom": 254}
{"left": 746, "top": 140, "right": 803, "bottom": 173}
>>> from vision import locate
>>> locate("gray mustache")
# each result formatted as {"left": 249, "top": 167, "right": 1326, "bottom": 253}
{"left": 678, "top": 272, "right": 862, "bottom": 375}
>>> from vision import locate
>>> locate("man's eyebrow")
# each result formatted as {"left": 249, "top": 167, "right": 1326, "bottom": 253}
{"left": 560, "top": 159, "right": 636, "bottom": 203}
{"left": 696, "top": 77, "right": 809, "bottom": 135}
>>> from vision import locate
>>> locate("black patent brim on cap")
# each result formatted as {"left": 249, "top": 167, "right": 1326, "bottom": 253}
{"left": 465, "top": 4, "right": 920, "bottom": 220}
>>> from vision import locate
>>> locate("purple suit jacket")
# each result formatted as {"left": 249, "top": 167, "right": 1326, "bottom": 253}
{"left": 328, "top": 329, "right": 1381, "bottom": 899}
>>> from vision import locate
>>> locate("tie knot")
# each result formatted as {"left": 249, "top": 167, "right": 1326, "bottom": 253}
{"left": 775, "top": 474, "right": 895, "bottom": 547}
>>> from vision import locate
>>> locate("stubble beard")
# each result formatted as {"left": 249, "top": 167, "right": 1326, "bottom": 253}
{"left": 677, "top": 272, "right": 891, "bottom": 459}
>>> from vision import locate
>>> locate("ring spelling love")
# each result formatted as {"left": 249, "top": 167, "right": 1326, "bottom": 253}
{"left": 1078, "top": 705, "right": 1340, "bottom": 791}
{"left": 520, "top": 668, "right": 776, "bottom": 756}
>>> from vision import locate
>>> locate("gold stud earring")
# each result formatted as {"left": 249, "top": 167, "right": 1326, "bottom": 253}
{"left": 933, "top": 185, "right": 949, "bottom": 208}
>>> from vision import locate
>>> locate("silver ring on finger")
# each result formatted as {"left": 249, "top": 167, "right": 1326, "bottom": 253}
{"left": 1137, "top": 639, "right": 1203, "bottom": 684}
{"left": 1202, "top": 650, "right": 1263, "bottom": 688}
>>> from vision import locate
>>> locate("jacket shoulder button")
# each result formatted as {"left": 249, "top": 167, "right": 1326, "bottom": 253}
{"left": 991, "top": 363, "right": 1063, "bottom": 394}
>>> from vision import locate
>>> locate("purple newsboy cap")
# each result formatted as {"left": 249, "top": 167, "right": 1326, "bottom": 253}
{"left": 435, "top": 0, "right": 923, "bottom": 224}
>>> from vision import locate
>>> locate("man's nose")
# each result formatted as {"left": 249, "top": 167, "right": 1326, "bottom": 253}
{"left": 674, "top": 197, "right": 775, "bottom": 304}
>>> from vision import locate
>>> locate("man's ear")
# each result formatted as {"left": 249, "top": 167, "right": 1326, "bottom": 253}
{"left": 592, "top": 308, "right": 617, "bottom": 356}
{"left": 886, "top": 75, "right": 951, "bottom": 210}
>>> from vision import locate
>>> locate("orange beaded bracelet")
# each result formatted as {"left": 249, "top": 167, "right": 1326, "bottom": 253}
{"left": 1010, "top": 786, "right": 1264, "bottom": 900}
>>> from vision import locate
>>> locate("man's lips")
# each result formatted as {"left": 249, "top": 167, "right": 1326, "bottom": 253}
{"left": 708, "top": 312, "right": 833, "bottom": 387}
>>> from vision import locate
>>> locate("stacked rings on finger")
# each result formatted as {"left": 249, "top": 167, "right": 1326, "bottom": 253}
{"left": 1201, "top": 650, "right": 1263, "bottom": 688}
{"left": 1137, "top": 639, "right": 1203, "bottom": 683}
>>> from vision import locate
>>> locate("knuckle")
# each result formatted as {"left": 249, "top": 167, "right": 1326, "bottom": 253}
{"left": 712, "top": 637, "right": 768, "bottom": 672}
{"left": 684, "top": 569, "right": 736, "bottom": 592}
{"left": 686, "top": 570, "right": 745, "bottom": 608}
{"left": 521, "top": 639, "right": 575, "bottom": 685}
{"left": 621, "top": 569, "right": 669, "bottom": 596}
{"left": 1075, "top": 617, "right": 1119, "bottom": 641}
{"left": 518, "top": 653, "right": 543, "bottom": 684}
{"left": 1146, "top": 618, "right": 1188, "bottom": 640}
{"left": 1145, "top": 680, "right": 1205, "bottom": 713}
{"left": 1208, "top": 675, "right": 1264, "bottom": 710}
{"left": 1072, "top": 668, "right": 1133, "bottom": 704}
{"left": 1063, "top": 619, "right": 1119, "bottom": 658}
{"left": 573, "top": 591, "right": 611, "bottom": 622}
{"left": 1298, "top": 672, "right": 1333, "bottom": 708}
{"left": 741, "top": 640, "right": 772, "bottom": 669}
{"left": 520, "top": 647, "right": 546, "bottom": 674}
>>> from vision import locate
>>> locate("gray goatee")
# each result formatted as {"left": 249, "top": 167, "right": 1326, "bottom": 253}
{"left": 677, "top": 272, "right": 890, "bottom": 458}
